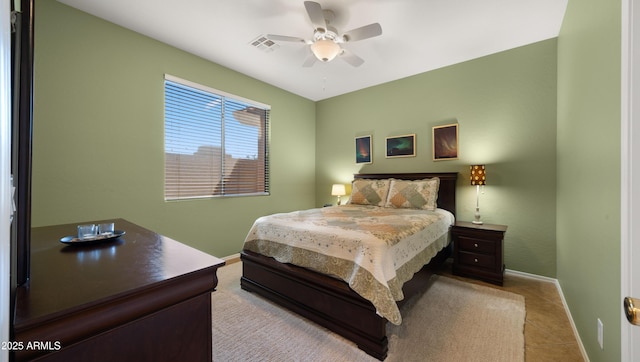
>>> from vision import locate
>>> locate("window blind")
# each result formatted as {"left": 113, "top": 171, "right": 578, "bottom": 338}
{"left": 164, "top": 75, "right": 270, "bottom": 200}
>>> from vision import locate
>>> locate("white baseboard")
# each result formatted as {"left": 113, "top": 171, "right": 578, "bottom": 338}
{"left": 505, "top": 268, "right": 557, "bottom": 283}
{"left": 222, "top": 253, "right": 241, "bottom": 264}
{"left": 505, "top": 269, "right": 590, "bottom": 362}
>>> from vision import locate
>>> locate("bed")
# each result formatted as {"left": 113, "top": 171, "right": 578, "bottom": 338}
{"left": 240, "top": 172, "right": 457, "bottom": 360}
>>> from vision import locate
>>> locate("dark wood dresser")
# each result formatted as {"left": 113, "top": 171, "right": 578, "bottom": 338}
{"left": 12, "top": 219, "right": 225, "bottom": 361}
{"left": 452, "top": 221, "right": 507, "bottom": 286}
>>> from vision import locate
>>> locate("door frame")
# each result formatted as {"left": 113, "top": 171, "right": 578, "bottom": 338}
{"left": 0, "top": 0, "right": 12, "bottom": 361}
{"left": 621, "top": 0, "right": 640, "bottom": 360}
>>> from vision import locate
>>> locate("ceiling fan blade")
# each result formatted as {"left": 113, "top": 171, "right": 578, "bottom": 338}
{"left": 339, "top": 49, "right": 364, "bottom": 67}
{"left": 342, "top": 23, "right": 382, "bottom": 42}
{"left": 266, "top": 34, "right": 306, "bottom": 43}
{"left": 302, "top": 53, "right": 317, "bottom": 67}
{"left": 304, "top": 1, "right": 327, "bottom": 32}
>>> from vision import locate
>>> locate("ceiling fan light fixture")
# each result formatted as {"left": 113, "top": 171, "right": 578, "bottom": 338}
{"left": 310, "top": 39, "right": 341, "bottom": 62}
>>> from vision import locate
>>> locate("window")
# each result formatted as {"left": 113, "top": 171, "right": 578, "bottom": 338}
{"left": 164, "top": 75, "right": 270, "bottom": 200}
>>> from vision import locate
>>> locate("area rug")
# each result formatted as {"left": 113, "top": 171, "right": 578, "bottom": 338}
{"left": 211, "top": 262, "right": 525, "bottom": 361}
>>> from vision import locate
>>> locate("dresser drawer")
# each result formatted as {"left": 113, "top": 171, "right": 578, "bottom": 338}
{"left": 456, "top": 236, "right": 495, "bottom": 254}
{"left": 458, "top": 251, "right": 496, "bottom": 269}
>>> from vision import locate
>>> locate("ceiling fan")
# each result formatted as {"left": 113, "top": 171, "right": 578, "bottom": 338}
{"left": 267, "top": 1, "right": 382, "bottom": 67}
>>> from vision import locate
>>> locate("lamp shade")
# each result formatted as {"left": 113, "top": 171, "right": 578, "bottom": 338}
{"left": 331, "top": 184, "right": 346, "bottom": 196}
{"left": 311, "top": 39, "right": 341, "bottom": 62}
{"left": 470, "top": 165, "right": 486, "bottom": 185}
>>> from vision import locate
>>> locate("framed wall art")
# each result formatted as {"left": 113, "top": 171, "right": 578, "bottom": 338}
{"left": 355, "top": 135, "right": 372, "bottom": 164}
{"left": 432, "top": 124, "right": 458, "bottom": 160}
{"left": 385, "top": 134, "right": 416, "bottom": 158}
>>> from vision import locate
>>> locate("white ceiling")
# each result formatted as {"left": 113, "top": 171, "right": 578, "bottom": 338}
{"left": 56, "top": 0, "right": 567, "bottom": 101}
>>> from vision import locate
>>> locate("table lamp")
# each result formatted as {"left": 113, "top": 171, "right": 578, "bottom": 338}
{"left": 470, "top": 165, "right": 486, "bottom": 224}
{"left": 331, "top": 184, "right": 346, "bottom": 205}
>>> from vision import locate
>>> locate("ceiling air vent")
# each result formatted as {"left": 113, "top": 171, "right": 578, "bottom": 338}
{"left": 250, "top": 35, "right": 280, "bottom": 53}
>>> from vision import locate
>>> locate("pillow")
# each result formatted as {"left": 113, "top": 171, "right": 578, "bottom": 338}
{"left": 384, "top": 178, "right": 440, "bottom": 210}
{"left": 347, "top": 179, "right": 391, "bottom": 207}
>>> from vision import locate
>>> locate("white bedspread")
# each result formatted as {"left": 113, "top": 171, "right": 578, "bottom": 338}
{"left": 242, "top": 205, "right": 454, "bottom": 324}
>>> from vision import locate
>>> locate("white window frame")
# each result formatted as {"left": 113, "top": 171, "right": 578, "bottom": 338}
{"left": 164, "top": 74, "right": 270, "bottom": 200}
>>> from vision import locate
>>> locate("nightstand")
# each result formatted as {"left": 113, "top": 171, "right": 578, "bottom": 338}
{"left": 452, "top": 221, "right": 508, "bottom": 286}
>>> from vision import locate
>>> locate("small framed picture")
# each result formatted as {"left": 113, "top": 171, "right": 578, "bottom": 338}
{"left": 386, "top": 134, "right": 416, "bottom": 158}
{"left": 355, "top": 135, "right": 372, "bottom": 164}
{"left": 433, "top": 124, "right": 458, "bottom": 160}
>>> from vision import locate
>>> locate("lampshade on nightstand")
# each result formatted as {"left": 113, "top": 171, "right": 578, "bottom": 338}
{"left": 331, "top": 184, "right": 346, "bottom": 205}
{"left": 470, "top": 165, "right": 486, "bottom": 224}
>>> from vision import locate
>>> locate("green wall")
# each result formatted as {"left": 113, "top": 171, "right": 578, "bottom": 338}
{"left": 316, "top": 40, "right": 558, "bottom": 277}
{"left": 31, "top": 0, "right": 317, "bottom": 257}
{"left": 557, "top": 0, "right": 621, "bottom": 361}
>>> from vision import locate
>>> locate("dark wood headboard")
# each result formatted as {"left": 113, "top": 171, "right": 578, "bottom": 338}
{"left": 353, "top": 172, "right": 458, "bottom": 216}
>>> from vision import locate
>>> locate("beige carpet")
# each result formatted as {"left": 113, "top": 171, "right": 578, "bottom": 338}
{"left": 212, "top": 262, "right": 525, "bottom": 362}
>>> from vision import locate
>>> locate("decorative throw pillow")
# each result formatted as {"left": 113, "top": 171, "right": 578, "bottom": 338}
{"left": 385, "top": 178, "right": 440, "bottom": 210}
{"left": 347, "top": 179, "right": 391, "bottom": 207}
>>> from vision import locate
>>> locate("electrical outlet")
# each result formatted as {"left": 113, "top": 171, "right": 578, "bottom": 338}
{"left": 597, "top": 318, "right": 604, "bottom": 349}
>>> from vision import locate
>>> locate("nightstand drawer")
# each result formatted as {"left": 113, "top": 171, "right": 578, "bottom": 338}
{"left": 456, "top": 236, "right": 495, "bottom": 254}
{"left": 459, "top": 251, "right": 495, "bottom": 269}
